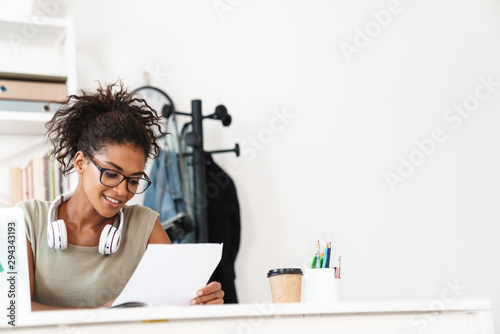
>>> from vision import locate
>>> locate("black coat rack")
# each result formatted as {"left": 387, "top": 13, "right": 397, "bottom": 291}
{"left": 163, "top": 100, "right": 239, "bottom": 243}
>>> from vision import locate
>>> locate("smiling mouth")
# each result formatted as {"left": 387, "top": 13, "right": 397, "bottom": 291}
{"left": 104, "top": 195, "right": 121, "bottom": 204}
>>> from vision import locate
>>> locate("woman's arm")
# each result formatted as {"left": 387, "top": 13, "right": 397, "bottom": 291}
{"left": 27, "top": 238, "right": 34, "bottom": 301}
{"left": 147, "top": 219, "right": 172, "bottom": 244}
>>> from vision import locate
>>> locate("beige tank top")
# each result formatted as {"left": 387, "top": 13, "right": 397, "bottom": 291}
{"left": 18, "top": 199, "right": 158, "bottom": 308}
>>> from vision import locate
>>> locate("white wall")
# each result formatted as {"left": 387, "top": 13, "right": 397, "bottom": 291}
{"left": 13, "top": 0, "right": 500, "bottom": 329}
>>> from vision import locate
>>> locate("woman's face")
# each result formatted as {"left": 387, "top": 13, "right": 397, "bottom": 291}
{"left": 81, "top": 142, "right": 147, "bottom": 218}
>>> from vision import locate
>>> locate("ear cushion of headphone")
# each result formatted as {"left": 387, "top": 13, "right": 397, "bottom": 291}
{"left": 99, "top": 224, "right": 112, "bottom": 255}
{"left": 47, "top": 219, "right": 68, "bottom": 250}
{"left": 107, "top": 227, "right": 121, "bottom": 255}
{"left": 57, "top": 220, "right": 68, "bottom": 250}
{"left": 47, "top": 221, "right": 56, "bottom": 248}
{"left": 99, "top": 225, "right": 121, "bottom": 255}
{"left": 47, "top": 223, "right": 55, "bottom": 248}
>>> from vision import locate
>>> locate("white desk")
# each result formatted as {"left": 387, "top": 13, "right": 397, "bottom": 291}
{"left": 2, "top": 300, "right": 493, "bottom": 333}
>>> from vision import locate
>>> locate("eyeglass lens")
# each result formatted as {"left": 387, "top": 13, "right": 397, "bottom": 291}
{"left": 101, "top": 169, "right": 149, "bottom": 194}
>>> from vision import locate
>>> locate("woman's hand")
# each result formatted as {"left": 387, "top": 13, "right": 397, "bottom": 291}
{"left": 191, "top": 282, "right": 225, "bottom": 305}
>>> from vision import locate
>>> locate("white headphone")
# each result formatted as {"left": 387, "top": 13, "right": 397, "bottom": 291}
{"left": 46, "top": 190, "right": 124, "bottom": 255}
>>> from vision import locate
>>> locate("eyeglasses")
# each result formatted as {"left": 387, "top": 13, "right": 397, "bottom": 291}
{"left": 83, "top": 151, "right": 152, "bottom": 194}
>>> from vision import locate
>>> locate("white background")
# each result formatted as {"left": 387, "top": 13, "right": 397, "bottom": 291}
{"left": 1, "top": 0, "right": 499, "bottom": 331}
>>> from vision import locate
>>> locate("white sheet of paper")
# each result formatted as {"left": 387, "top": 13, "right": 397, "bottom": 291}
{"left": 112, "top": 243, "right": 222, "bottom": 307}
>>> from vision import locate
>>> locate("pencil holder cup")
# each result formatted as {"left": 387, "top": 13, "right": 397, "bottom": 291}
{"left": 303, "top": 268, "right": 338, "bottom": 303}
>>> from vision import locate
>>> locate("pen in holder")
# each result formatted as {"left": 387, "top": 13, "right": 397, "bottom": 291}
{"left": 303, "top": 268, "right": 339, "bottom": 303}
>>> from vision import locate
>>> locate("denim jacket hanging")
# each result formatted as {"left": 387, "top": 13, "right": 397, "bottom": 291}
{"left": 143, "top": 149, "right": 188, "bottom": 229}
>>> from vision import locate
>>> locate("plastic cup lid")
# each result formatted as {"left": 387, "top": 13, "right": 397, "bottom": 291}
{"left": 267, "top": 268, "right": 303, "bottom": 277}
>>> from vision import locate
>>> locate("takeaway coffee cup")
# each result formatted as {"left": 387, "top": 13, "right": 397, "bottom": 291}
{"left": 267, "top": 268, "right": 303, "bottom": 303}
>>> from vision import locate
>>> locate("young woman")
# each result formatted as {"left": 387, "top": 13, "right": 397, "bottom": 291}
{"left": 19, "top": 83, "right": 224, "bottom": 310}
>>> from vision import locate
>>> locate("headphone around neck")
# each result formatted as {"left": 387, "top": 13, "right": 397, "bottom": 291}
{"left": 47, "top": 191, "right": 124, "bottom": 255}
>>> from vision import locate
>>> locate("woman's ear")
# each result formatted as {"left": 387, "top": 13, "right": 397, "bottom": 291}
{"left": 74, "top": 151, "right": 86, "bottom": 174}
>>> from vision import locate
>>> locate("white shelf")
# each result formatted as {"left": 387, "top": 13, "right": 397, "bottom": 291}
{"left": 0, "top": 16, "right": 68, "bottom": 77}
{"left": 0, "top": 14, "right": 76, "bottom": 136}
{"left": 0, "top": 110, "right": 53, "bottom": 135}
{"left": 0, "top": 16, "right": 68, "bottom": 45}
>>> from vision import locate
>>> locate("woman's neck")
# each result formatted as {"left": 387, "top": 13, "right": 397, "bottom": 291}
{"left": 59, "top": 192, "right": 114, "bottom": 233}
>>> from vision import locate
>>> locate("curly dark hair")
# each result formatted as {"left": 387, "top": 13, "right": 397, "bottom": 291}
{"left": 46, "top": 82, "right": 164, "bottom": 175}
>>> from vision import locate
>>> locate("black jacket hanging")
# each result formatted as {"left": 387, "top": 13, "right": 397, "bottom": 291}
{"left": 206, "top": 155, "right": 240, "bottom": 304}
